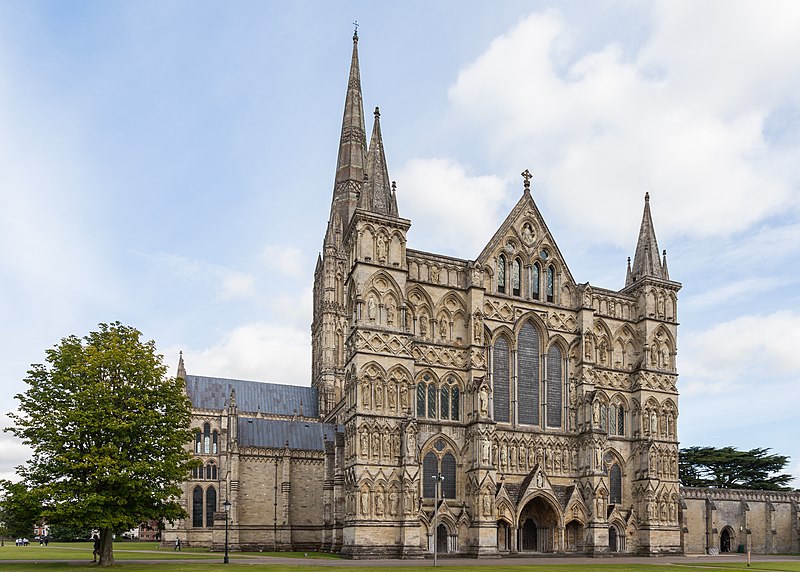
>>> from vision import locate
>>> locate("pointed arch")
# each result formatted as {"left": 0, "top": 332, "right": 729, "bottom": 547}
{"left": 492, "top": 333, "right": 512, "bottom": 423}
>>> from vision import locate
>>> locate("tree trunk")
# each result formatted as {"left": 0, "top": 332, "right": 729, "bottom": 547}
{"left": 98, "top": 527, "right": 115, "bottom": 567}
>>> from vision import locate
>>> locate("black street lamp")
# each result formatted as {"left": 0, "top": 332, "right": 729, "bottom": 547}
{"left": 223, "top": 499, "right": 231, "bottom": 564}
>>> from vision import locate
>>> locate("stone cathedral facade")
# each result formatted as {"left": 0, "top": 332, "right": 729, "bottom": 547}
{"left": 165, "top": 34, "right": 800, "bottom": 557}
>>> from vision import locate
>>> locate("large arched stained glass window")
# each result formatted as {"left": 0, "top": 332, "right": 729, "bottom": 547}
{"left": 441, "top": 453, "right": 456, "bottom": 499}
{"left": 517, "top": 323, "right": 540, "bottom": 426}
{"left": 492, "top": 337, "right": 510, "bottom": 423}
{"left": 422, "top": 452, "right": 438, "bottom": 498}
{"left": 546, "top": 346, "right": 563, "bottom": 428}
{"left": 609, "top": 464, "right": 622, "bottom": 504}
{"left": 205, "top": 486, "right": 216, "bottom": 528}
{"left": 192, "top": 486, "right": 203, "bottom": 528}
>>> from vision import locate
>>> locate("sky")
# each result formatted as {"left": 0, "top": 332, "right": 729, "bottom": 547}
{"left": 1, "top": 1, "right": 799, "bottom": 486}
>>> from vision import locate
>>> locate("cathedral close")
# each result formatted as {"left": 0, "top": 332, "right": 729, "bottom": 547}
{"left": 164, "top": 33, "right": 800, "bottom": 557}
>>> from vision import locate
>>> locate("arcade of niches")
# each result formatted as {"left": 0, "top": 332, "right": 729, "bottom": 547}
{"left": 163, "top": 33, "right": 800, "bottom": 557}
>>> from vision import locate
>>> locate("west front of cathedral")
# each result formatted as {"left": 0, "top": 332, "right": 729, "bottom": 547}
{"left": 165, "top": 34, "right": 800, "bottom": 557}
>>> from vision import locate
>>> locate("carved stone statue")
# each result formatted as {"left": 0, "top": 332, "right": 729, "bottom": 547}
{"left": 478, "top": 385, "right": 489, "bottom": 418}
{"left": 367, "top": 295, "right": 377, "bottom": 320}
{"left": 387, "top": 384, "right": 397, "bottom": 409}
{"left": 376, "top": 234, "right": 387, "bottom": 261}
{"left": 420, "top": 316, "right": 428, "bottom": 336}
{"left": 473, "top": 313, "right": 483, "bottom": 344}
{"left": 361, "top": 490, "right": 369, "bottom": 516}
{"left": 439, "top": 316, "right": 447, "bottom": 339}
{"left": 521, "top": 223, "right": 534, "bottom": 246}
{"left": 375, "top": 491, "right": 384, "bottom": 516}
{"left": 400, "top": 384, "right": 409, "bottom": 410}
{"left": 430, "top": 266, "right": 440, "bottom": 283}
{"left": 482, "top": 493, "right": 491, "bottom": 516}
{"left": 481, "top": 439, "right": 491, "bottom": 465}
{"left": 389, "top": 491, "right": 398, "bottom": 516}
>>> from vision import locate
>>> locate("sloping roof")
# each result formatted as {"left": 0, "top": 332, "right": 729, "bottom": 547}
{"left": 238, "top": 418, "right": 338, "bottom": 451}
{"left": 185, "top": 375, "right": 318, "bottom": 418}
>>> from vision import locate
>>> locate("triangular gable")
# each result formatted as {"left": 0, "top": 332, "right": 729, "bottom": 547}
{"left": 518, "top": 463, "right": 553, "bottom": 504}
{"left": 475, "top": 189, "right": 577, "bottom": 287}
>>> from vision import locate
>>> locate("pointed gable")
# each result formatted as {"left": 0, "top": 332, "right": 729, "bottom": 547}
{"left": 476, "top": 180, "right": 576, "bottom": 293}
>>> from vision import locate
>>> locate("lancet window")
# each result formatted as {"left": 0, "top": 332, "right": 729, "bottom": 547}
{"left": 517, "top": 323, "right": 540, "bottom": 426}
{"left": 492, "top": 336, "right": 511, "bottom": 423}
{"left": 416, "top": 375, "right": 460, "bottom": 421}
{"left": 545, "top": 345, "right": 563, "bottom": 428}
{"left": 422, "top": 446, "right": 457, "bottom": 499}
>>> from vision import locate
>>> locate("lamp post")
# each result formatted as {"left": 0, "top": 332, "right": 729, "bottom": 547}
{"left": 431, "top": 473, "right": 444, "bottom": 567}
{"left": 223, "top": 499, "right": 231, "bottom": 564}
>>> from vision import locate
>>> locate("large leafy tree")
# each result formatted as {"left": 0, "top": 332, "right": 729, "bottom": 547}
{"left": 679, "top": 446, "right": 793, "bottom": 491}
{"left": 6, "top": 322, "right": 195, "bottom": 566}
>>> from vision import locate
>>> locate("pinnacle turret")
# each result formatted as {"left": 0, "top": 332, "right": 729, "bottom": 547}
{"left": 360, "top": 107, "right": 397, "bottom": 216}
{"left": 177, "top": 351, "right": 186, "bottom": 379}
{"left": 626, "top": 192, "right": 666, "bottom": 286}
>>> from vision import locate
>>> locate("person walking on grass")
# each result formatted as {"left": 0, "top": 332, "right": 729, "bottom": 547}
{"left": 92, "top": 534, "right": 100, "bottom": 563}
{"left": 174, "top": 538, "right": 181, "bottom": 551}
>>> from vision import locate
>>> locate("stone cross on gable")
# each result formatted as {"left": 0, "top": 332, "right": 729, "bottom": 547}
{"left": 521, "top": 169, "right": 533, "bottom": 190}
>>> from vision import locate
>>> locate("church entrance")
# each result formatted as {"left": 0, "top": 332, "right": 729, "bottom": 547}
{"left": 436, "top": 524, "right": 448, "bottom": 554}
{"left": 521, "top": 518, "right": 537, "bottom": 551}
{"left": 518, "top": 496, "right": 560, "bottom": 552}
{"left": 720, "top": 528, "right": 732, "bottom": 553}
{"left": 609, "top": 526, "right": 618, "bottom": 552}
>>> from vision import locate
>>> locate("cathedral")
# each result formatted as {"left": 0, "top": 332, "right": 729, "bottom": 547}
{"left": 165, "top": 33, "right": 800, "bottom": 557}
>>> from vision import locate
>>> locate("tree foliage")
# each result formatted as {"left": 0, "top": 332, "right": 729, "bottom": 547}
{"left": 6, "top": 322, "right": 195, "bottom": 565}
{"left": 0, "top": 480, "right": 42, "bottom": 539}
{"left": 679, "top": 446, "right": 793, "bottom": 491}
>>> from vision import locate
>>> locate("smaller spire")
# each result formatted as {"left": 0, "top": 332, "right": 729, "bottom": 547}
{"left": 390, "top": 180, "right": 398, "bottom": 216}
{"left": 628, "top": 192, "right": 665, "bottom": 285}
{"left": 361, "top": 105, "right": 395, "bottom": 215}
{"left": 625, "top": 257, "right": 632, "bottom": 285}
{"left": 177, "top": 351, "right": 186, "bottom": 379}
{"left": 661, "top": 249, "right": 670, "bottom": 280}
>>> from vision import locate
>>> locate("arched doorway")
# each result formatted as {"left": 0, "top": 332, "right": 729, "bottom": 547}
{"left": 521, "top": 518, "right": 537, "bottom": 551}
{"left": 518, "top": 496, "right": 560, "bottom": 552}
{"left": 436, "top": 523, "right": 448, "bottom": 554}
{"left": 720, "top": 528, "right": 732, "bottom": 553}
{"left": 609, "top": 526, "right": 618, "bottom": 552}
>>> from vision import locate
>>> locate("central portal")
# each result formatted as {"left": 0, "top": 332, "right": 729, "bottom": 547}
{"left": 518, "top": 496, "right": 560, "bottom": 552}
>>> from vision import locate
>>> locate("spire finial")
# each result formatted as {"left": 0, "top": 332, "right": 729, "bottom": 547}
{"left": 374, "top": 106, "right": 380, "bottom": 118}
{"left": 391, "top": 180, "right": 396, "bottom": 192}
{"left": 353, "top": 20, "right": 359, "bottom": 41}
{"left": 521, "top": 169, "right": 533, "bottom": 191}
{"left": 645, "top": 191, "right": 650, "bottom": 202}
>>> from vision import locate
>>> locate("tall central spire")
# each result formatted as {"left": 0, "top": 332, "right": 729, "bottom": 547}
{"left": 329, "top": 30, "right": 368, "bottom": 231}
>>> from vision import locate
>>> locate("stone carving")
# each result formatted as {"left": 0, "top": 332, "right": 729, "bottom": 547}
{"left": 375, "top": 490, "right": 385, "bottom": 516}
{"left": 376, "top": 234, "right": 387, "bottom": 261}
{"left": 481, "top": 439, "right": 491, "bottom": 465}
{"left": 521, "top": 223, "right": 535, "bottom": 246}
{"left": 367, "top": 295, "right": 377, "bottom": 320}
{"left": 387, "top": 384, "right": 396, "bottom": 410}
{"left": 430, "top": 266, "right": 440, "bottom": 283}
{"left": 478, "top": 385, "right": 489, "bottom": 418}
{"left": 361, "top": 489, "right": 369, "bottom": 516}
{"left": 482, "top": 493, "right": 492, "bottom": 516}
{"left": 472, "top": 312, "right": 483, "bottom": 344}
{"left": 386, "top": 303, "right": 395, "bottom": 325}
{"left": 389, "top": 491, "right": 398, "bottom": 516}
{"left": 400, "top": 383, "right": 409, "bottom": 410}
{"left": 439, "top": 316, "right": 448, "bottom": 339}
{"left": 420, "top": 316, "right": 428, "bottom": 337}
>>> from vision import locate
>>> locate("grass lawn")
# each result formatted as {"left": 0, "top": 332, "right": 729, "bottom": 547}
{"left": 1, "top": 543, "right": 799, "bottom": 572}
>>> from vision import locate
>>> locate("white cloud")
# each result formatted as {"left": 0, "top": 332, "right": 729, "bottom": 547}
{"left": 680, "top": 310, "right": 800, "bottom": 395}
{"left": 396, "top": 157, "right": 510, "bottom": 257}
{"left": 261, "top": 244, "right": 305, "bottom": 279}
{"left": 445, "top": 6, "right": 800, "bottom": 246}
{"left": 170, "top": 321, "right": 310, "bottom": 386}
{"left": 144, "top": 252, "right": 257, "bottom": 301}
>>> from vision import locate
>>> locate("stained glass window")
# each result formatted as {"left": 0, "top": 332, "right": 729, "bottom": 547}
{"left": 546, "top": 346, "right": 562, "bottom": 427}
{"left": 493, "top": 337, "right": 510, "bottom": 422}
{"left": 205, "top": 486, "right": 216, "bottom": 528}
{"left": 518, "top": 323, "right": 540, "bottom": 425}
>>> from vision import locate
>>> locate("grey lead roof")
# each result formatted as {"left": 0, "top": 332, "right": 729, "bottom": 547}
{"left": 185, "top": 375, "right": 318, "bottom": 418}
{"left": 238, "top": 418, "right": 337, "bottom": 451}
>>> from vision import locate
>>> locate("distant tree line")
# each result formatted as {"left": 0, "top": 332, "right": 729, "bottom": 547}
{"left": 679, "top": 446, "right": 794, "bottom": 491}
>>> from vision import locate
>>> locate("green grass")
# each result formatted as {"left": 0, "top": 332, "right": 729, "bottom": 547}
{"left": 0, "top": 543, "right": 798, "bottom": 572}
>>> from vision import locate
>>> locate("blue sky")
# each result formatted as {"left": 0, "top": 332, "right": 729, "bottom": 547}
{"left": 1, "top": 1, "right": 799, "bottom": 486}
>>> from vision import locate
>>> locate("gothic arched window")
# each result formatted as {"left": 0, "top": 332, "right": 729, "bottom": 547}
{"left": 423, "top": 448, "right": 457, "bottom": 499}
{"left": 194, "top": 430, "right": 202, "bottom": 454}
{"left": 205, "top": 486, "right": 217, "bottom": 528}
{"left": 451, "top": 385, "right": 460, "bottom": 421}
{"left": 546, "top": 345, "right": 563, "bottom": 427}
{"left": 492, "top": 337, "right": 510, "bottom": 423}
{"left": 203, "top": 423, "right": 211, "bottom": 454}
{"left": 427, "top": 383, "right": 437, "bottom": 418}
{"left": 497, "top": 254, "right": 506, "bottom": 294}
{"left": 517, "top": 323, "right": 540, "bottom": 426}
{"left": 212, "top": 431, "right": 218, "bottom": 454}
{"left": 512, "top": 258, "right": 521, "bottom": 296}
{"left": 546, "top": 265, "right": 555, "bottom": 303}
{"left": 532, "top": 263, "right": 541, "bottom": 300}
{"left": 192, "top": 486, "right": 203, "bottom": 527}
{"left": 192, "top": 464, "right": 199, "bottom": 479}
{"left": 609, "top": 464, "right": 622, "bottom": 504}
{"left": 417, "top": 382, "right": 426, "bottom": 417}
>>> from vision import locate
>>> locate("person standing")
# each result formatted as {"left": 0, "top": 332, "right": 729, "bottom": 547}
{"left": 174, "top": 538, "right": 181, "bottom": 551}
{"left": 92, "top": 535, "right": 100, "bottom": 563}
